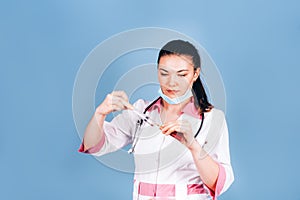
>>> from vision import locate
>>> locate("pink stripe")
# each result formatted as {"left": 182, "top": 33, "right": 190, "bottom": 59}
{"left": 138, "top": 182, "right": 207, "bottom": 197}
{"left": 215, "top": 163, "right": 226, "bottom": 196}
{"left": 78, "top": 134, "right": 106, "bottom": 154}
{"left": 139, "top": 182, "right": 175, "bottom": 197}
{"left": 187, "top": 184, "right": 206, "bottom": 195}
{"left": 207, "top": 163, "right": 227, "bottom": 200}
{"left": 181, "top": 98, "right": 202, "bottom": 119}
{"left": 146, "top": 98, "right": 162, "bottom": 113}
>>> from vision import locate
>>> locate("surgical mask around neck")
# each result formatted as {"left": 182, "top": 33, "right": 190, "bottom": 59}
{"left": 158, "top": 88, "right": 193, "bottom": 105}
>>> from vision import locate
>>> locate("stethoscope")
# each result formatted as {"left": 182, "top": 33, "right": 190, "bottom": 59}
{"left": 128, "top": 97, "right": 205, "bottom": 154}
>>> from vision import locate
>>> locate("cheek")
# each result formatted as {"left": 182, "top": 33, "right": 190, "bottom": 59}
{"left": 158, "top": 77, "right": 165, "bottom": 88}
{"left": 157, "top": 74, "right": 162, "bottom": 82}
{"left": 158, "top": 74, "right": 168, "bottom": 84}
{"left": 185, "top": 76, "right": 194, "bottom": 87}
{"left": 181, "top": 76, "right": 195, "bottom": 87}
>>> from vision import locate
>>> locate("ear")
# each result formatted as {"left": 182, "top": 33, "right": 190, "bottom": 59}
{"left": 193, "top": 68, "right": 200, "bottom": 82}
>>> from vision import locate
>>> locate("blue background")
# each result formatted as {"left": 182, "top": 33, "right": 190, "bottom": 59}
{"left": 1, "top": 0, "right": 300, "bottom": 199}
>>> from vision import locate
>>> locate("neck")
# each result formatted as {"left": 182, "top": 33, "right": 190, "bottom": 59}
{"left": 161, "top": 97, "right": 192, "bottom": 114}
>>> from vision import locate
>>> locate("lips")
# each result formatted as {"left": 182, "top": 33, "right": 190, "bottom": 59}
{"left": 166, "top": 89, "right": 180, "bottom": 95}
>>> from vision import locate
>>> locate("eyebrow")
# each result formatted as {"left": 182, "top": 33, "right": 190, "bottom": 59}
{"left": 159, "top": 68, "right": 189, "bottom": 73}
{"left": 177, "top": 69, "right": 189, "bottom": 73}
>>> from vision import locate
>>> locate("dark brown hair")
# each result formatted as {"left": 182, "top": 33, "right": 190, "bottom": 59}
{"left": 157, "top": 40, "right": 213, "bottom": 113}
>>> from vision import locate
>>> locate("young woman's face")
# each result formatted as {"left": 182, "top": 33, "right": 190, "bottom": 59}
{"left": 158, "top": 54, "right": 200, "bottom": 98}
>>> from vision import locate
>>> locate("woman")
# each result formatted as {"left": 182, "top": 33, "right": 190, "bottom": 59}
{"left": 79, "top": 40, "right": 234, "bottom": 200}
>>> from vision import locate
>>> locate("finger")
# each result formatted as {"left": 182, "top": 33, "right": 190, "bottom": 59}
{"left": 165, "top": 121, "right": 190, "bottom": 133}
{"left": 165, "top": 124, "right": 191, "bottom": 139}
{"left": 161, "top": 120, "right": 185, "bottom": 128}
{"left": 160, "top": 120, "right": 176, "bottom": 127}
{"left": 161, "top": 120, "right": 178, "bottom": 129}
{"left": 111, "top": 91, "right": 128, "bottom": 101}
{"left": 162, "top": 125, "right": 179, "bottom": 134}
{"left": 164, "top": 125, "right": 182, "bottom": 135}
{"left": 161, "top": 122, "right": 183, "bottom": 133}
{"left": 111, "top": 97, "right": 134, "bottom": 110}
{"left": 110, "top": 103, "right": 126, "bottom": 112}
{"left": 111, "top": 91, "right": 134, "bottom": 110}
{"left": 121, "top": 99, "right": 134, "bottom": 110}
{"left": 111, "top": 99, "right": 128, "bottom": 111}
{"left": 161, "top": 123, "right": 176, "bottom": 133}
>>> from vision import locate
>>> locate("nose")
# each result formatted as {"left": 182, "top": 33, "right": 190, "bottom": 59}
{"left": 168, "top": 74, "right": 178, "bottom": 87}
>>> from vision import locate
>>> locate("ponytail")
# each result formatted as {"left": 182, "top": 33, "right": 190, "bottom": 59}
{"left": 192, "top": 76, "right": 213, "bottom": 114}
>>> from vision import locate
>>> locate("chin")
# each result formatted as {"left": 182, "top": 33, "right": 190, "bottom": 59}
{"left": 165, "top": 91, "right": 182, "bottom": 98}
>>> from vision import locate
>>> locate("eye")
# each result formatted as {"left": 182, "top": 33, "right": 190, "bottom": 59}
{"left": 178, "top": 74, "right": 187, "bottom": 77}
{"left": 160, "top": 73, "right": 168, "bottom": 76}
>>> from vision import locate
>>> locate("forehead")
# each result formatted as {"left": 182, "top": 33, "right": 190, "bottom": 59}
{"left": 158, "top": 54, "right": 194, "bottom": 71}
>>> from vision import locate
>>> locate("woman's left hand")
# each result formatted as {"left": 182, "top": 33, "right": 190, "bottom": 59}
{"left": 160, "top": 120, "right": 195, "bottom": 148}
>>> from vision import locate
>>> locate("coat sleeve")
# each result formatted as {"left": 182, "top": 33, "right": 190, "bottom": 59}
{"left": 78, "top": 99, "right": 147, "bottom": 156}
{"left": 203, "top": 109, "right": 234, "bottom": 199}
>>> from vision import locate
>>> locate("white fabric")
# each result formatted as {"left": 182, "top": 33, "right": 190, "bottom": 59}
{"left": 91, "top": 99, "right": 234, "bottom": 199}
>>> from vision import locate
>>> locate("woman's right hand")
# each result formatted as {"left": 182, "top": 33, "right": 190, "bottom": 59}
{"left": 82, "top": 91, "right": 133, "bottom": 151}
{"left": 95, "top": 91, "right": 134, "bottom": 117}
